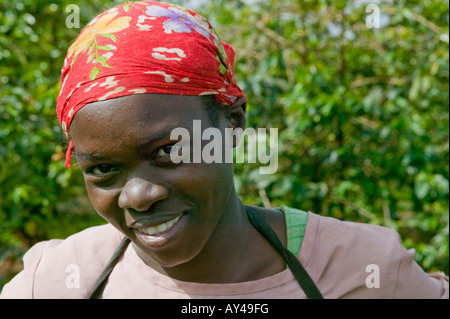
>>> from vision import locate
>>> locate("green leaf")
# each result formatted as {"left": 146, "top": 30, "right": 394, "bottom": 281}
{"left": 216, "top": 56, "right": 227, "bottom": 74}
{"left": 96, "top": 56, "right": 113, "bottom": 68}
{"left": 98, "top": 33, "right": 117, "bottom": 42}
{"left": 70, "top": 55, "right": 77, "bottom": 67}
{"left": 90, "top": 67, "right": 100, "bottom": 80}
{"left": 87, "top": 53, "right": 95, "bottom": 63}
{"left": 84, "top": 38, "right": 95, "bottom": 54}
{"left": 88, "top": 42, "right": 95, "bottom": 55}
{"left": 96, "top": 45, "right": 113, "bottom": 51}
{"left": 415, "top": 173, "right": 431, "bottom": 200}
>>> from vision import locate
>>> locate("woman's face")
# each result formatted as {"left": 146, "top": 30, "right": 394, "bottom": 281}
{"left": 69, "top": 94, "right": 238, "bottom": 268}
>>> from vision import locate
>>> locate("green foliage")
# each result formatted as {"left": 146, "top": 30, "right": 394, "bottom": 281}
{"left": 0, "top": 0, "right": 448, "bottom": 289}
{"left": 0, "top": 0, "right": 117, "bottom": 287}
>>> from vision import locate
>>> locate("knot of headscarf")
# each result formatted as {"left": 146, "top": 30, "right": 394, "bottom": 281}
{"left": 56, "top": 1, "right": 245, "bottom": 168}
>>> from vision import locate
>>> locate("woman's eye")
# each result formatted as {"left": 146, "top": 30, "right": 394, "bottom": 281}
{"left": 153, "top": 144, "right": 184, "bottom": 163}
{"left": 155, "top": 145, "right": 175, "bottom": 159}
{"left": 89, "top": 164, "right": 116, "bottom": 175}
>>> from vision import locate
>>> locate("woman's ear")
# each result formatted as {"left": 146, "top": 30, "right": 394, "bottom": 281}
{"left": 225, "top": 96, "right": 247, "bottom": 131}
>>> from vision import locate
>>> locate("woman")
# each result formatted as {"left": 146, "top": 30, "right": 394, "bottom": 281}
{"left": 1, "top": 1, "right": 448, "bottom": 299}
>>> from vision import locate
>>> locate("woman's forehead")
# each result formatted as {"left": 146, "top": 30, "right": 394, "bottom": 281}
{"left": 76, "top": 94, "right": 209, "bottom": 120}
{"left": 70, "top": 94, "right": 210, "bottom": 139}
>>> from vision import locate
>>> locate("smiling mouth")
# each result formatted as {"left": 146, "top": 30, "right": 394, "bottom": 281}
{"left": 135, "top": 214, "right": 183, "bottom": 236}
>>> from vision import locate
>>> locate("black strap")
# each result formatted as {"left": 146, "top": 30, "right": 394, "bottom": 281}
{"left": 245, "top": 205, "right": 324, "bottom": 299}
{"left": 88, "top": 236, "right": 131, "bottom": 299}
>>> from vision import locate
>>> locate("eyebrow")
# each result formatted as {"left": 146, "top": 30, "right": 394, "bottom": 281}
{"left": 73, "top": 151, "right": 110, "bottom": 162}
{"left": 137, "top": 127, "right": 180, "bottom": 149}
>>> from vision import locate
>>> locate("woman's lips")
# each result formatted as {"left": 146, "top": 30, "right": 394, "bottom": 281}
{"left": 137, "top": 214, "right": 182, "bottom": 236}
{"left": 133, "top": 213, "right": 186, "bottom": 248}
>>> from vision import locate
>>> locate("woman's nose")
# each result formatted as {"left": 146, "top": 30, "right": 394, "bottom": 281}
{"left": 118, "top": 177, "right": 169, "bottom": 212}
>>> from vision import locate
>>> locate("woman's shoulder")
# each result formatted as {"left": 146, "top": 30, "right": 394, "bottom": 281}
{"left": 309, "top": 212, "right": 414, "bottom": 267}
{"left": 302, "top": 212, "right": 448, "bottom": 298}
{"left": 303, "top": 211, "right": 405, "bottom": 268}
{"left": 45, "top": 223, "right": 123, "bottom": 249}
{"left": 32, "top": 223, "right": 123, "bottom": 263}
{"left": 1, "top": 224, "right": 123, "bottom": 299}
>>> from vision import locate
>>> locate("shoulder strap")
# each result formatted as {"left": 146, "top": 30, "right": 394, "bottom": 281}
{"left": 88, "top": 236, "right": 131, "bottom": 299}
{"left": 245, "top": 205, "right": 323, "bottom": 299}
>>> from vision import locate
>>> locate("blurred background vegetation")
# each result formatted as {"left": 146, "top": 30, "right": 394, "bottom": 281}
{"left": 0, "top": 0, "right": 448, "bottom": 289}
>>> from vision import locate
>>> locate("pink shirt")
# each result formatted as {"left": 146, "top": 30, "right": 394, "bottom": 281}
{"left": 1, "top": 212, "right": 448, "bottom": 299}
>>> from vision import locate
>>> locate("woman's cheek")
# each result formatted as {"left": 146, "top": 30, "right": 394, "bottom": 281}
{"left": 86, "top": 184, "right": 122, "bottom": 225}
{"left": 175, "top": 163, "right": 234, "bottom": 216}
{"left": 174, "top": 163, "right": 227, "bottom": 196}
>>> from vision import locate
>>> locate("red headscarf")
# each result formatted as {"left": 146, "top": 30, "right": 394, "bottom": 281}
{"left": 56, "top": 1, "right": 245, "bottom": 168}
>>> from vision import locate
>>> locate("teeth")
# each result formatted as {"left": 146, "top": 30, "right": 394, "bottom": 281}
{"left": 139, "top": 215, "right": 181, "bottom": 236}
